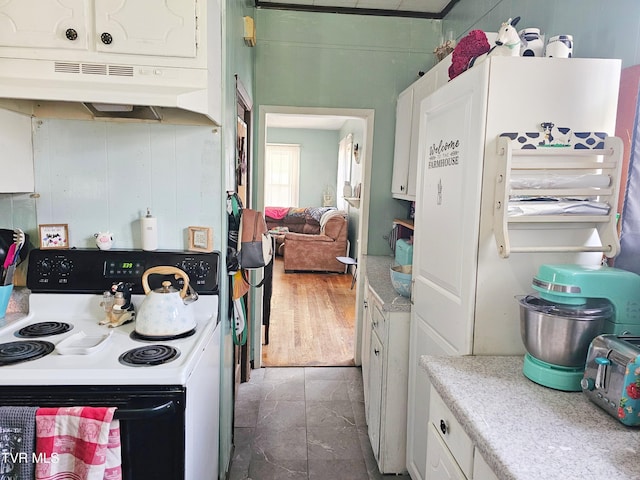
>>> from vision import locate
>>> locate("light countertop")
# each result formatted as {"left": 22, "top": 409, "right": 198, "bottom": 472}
{"left": 420, "top": 355, "right": 640, "bottom": 480}
{"left": 363, "top": 255, "right": 411, "bottom": 313}
{"left": 4, "top": 286, "right": 29, "bottom": 315}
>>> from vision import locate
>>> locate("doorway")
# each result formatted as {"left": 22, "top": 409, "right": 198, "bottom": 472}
{"left": 254, "top": 105, "right": 374, "bottom": 368}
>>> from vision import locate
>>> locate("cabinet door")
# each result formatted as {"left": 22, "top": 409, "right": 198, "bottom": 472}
{"left": 406, "top": 317, "right": 449, "bottom": 480}
{"left": 391, "top": 87, "right": 414, "bottom": 198}
{"left": 367, "top": 331, "right": 383, "bottom": 461}
{"left": 0, "top": 0, "right": 88, "bottom": 50}
{"left": 412, "top": 61, "right": 490, "bottom": 356}
{"left": 426, "top": 423, "right": 468, "bottom": 480}
{"left": 94, "top": 0, "right": 197, "bottom": 57}
{"left": 361, "top": 288, "right": 373, "bottom": 412}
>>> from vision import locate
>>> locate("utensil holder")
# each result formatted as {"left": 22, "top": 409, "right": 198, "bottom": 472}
{"left": 0, "top": 284, "right": 13, "bottom": 319}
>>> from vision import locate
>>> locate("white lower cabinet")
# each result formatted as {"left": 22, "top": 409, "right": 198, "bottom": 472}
{"left": 427, "top": 386, "right": 499, "bottom": 480}
{"left": 362, "top": 282, "right": 410, "bottom": 474}
{"left": 367, "top": 331, "right": 383, "bottom": 457}
{"left": 406, "top": 315, "right": 449, "bottom": 480}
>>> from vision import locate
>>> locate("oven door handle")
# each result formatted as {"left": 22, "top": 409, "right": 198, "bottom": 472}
{"left": 114, "top": 401, "right": 176, "bottom": 420}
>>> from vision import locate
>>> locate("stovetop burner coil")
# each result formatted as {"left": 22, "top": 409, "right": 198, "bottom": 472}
{"left": 0, "top": 340, "right": 55, "bottom": 366}
{"left": 129, "top": 328, "right": 196, "bottom": 343}
{"left": 15, "top": 322, "right": 73, "bottom": 338}
{"left": 118, "top": 345, "right": 180, "bottom": 367}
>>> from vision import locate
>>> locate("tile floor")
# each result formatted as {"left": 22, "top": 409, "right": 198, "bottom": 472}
{"left": 229, "top": 366, "right": 412, "bottom": 480}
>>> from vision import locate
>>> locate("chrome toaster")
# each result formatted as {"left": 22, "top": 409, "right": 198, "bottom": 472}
{"left": 581, "top": 334, "right": 640, "bottom": 426}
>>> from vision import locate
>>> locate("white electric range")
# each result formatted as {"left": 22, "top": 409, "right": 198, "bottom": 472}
{"left": 0, "top": 248, "right": 222, "bottom": 480}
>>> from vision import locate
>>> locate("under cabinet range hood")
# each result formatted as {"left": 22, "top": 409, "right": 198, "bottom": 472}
{"left": 0, "top": 0, "right": 221, "bottom": 125}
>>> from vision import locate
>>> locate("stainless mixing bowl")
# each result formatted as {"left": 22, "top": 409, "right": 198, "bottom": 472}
{"left": 518, "top": 295, "right": 612, "bottom": 367}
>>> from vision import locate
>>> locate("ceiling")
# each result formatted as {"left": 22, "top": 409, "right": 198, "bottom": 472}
{"left": 255, "top": 0, "right": 459, "bottom": 18}
{"left": 266, "top": 113, "right": 359, "bottom": 130}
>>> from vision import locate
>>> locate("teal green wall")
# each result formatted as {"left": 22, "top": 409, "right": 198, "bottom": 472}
{"left": 443, "top": 0, "right": 640, "bottom": 68}
{"left": 254, "top": 10, "right": 442, "bottom": 255}
{"left": 266, "top": 127, "right": 340, "bottom": 207}
{"left": 254, "top": 3, "right": 640, "bottom": 256}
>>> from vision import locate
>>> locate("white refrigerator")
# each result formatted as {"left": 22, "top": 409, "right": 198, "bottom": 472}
{"left": 406, "top": 56, "right": 622, "bottom": 480}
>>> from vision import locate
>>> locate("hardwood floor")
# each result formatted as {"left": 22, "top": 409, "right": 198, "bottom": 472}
{"left": 261, "top": 256, "right": 356, "bottom": 367}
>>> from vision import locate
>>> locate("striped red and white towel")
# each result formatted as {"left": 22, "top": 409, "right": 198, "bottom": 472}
{"left": 34, "top": 407, "right": 122, "bottom": 480}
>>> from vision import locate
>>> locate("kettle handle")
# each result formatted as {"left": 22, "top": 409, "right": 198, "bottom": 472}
{"left": 141, "top": 266, "right": 190, "bottom": 298}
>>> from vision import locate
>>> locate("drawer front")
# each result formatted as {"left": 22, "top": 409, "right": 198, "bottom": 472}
{"left": 426, "top": 423, "right": 468, "bottom": 480}
{"left": 429, "top": 387, "right": 473, "bottom": 478}
{"left": 369, "top": 290, "right": 388, "bottom": 344}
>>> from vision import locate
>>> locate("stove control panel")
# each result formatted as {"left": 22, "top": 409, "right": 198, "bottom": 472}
{"left": 27, "top": 249, "right": 220, "bottom": 294}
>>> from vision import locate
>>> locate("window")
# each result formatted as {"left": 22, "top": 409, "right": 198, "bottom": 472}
{"left": 265, "top": 143, "right": 300, "bottom": 207}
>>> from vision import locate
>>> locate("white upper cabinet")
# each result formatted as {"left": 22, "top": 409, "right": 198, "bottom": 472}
{"left": 0, "top": 0, "right": 197, "bottom": 58}
{"left": 392, "top": 57, "right": 451, "bottom": 201}
{"left": 391, "top": 86, "right": 414, "bottom": 198}
{"left": 94, "top": 0, "right": 197, "bottom": 58}
{"left": 0, "top": 0, "right": 88, "bottom": 50}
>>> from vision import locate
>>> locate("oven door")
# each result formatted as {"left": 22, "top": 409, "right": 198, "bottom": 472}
{"left": 0, "top": 385, "right": 186, "bottom": 480}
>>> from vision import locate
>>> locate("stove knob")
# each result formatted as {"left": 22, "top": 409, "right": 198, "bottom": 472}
{"left": 58, "top": 259, "right": 72, "bottom": 275}
{"left": 195, "top": 261, "right": 210, "bottom": 277}
{"left": 38, "top": 259, "right": 52, "bottom": 275}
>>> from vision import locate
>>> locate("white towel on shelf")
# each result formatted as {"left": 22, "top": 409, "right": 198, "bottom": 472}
{"left": 508, "top": 199, "right": 610, "bottom": 216}
{"left": 510, "top": 173, "right": 611, "bottom": 189}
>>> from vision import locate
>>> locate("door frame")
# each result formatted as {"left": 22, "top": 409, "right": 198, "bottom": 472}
{"left": 255, "top": 104, "right": 375, "bottom": 367}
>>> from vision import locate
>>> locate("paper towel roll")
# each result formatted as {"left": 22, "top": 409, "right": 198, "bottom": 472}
{"left": 141, "top": 209, "right": 158, "bottom": 251}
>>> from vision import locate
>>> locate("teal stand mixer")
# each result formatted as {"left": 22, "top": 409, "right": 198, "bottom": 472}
{"left": 518, "top": 264, "right": 640, "bottom": 391}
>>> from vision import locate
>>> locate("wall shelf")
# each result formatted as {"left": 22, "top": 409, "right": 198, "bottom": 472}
{"left": 494, "top": 135, "right": 623, "bottom": 258}
{"left": 345, "top": 197, "right": 361, "bottom": 208}
{"left": 393, "top": 218, "right": 414, "bottom": 230}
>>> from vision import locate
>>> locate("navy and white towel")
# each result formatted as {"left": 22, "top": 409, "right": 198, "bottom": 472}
{"left": 0, "top": 406, "right": 39, "bottom": 480}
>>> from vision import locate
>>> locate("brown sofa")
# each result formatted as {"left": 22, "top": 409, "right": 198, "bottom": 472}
{"left": 265, "top": 207, "right": 349, "bottom": 273}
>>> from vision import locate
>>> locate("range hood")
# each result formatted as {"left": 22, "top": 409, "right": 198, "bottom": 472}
{"left": 0, "top": 0, "right": 221, "bottom": 125}
{"left": 0, "top": 57, "right": 221, "bottom": 125}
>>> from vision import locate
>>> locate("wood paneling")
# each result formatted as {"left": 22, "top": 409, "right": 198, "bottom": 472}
{"left": 261, "top": 257, "right": 356, "bottom": 366}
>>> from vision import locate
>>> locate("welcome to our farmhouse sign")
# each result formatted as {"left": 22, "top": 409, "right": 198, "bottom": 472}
{"left": 428, "top": 138, "right": 460, "bottom": 169}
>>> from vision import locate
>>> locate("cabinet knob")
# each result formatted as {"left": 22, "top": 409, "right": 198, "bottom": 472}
{"left": 439, "top": 419, "right": 448, "bottom": 435}
{"left": 65, "top": 28, "right": 78, "bottom": 41}
{"left": 374, "top": 348, "right": 380, "bottom": 356}
{"left": 363, "top": 300, "right": 368, "bottom": 309}
{"left": 101, "top": 32, "right": 113, "bottom": 45}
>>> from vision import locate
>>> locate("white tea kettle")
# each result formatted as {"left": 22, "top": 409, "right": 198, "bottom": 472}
{"left": 135, "top": 266, "right": 198, "bottom": 337}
